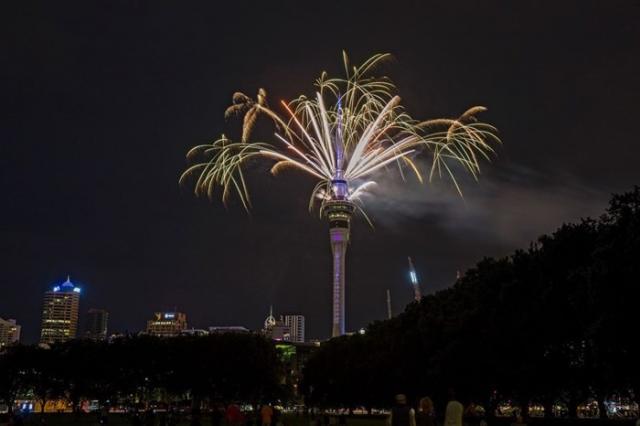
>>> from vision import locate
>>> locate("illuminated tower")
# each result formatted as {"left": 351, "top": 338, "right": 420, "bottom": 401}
{"left": 40, "top": 276, "right": 81, "bottom": 345}
{"left": 408, "top": 257, "right": 422, "bottom": 301}
{"left": 264, "top": 305, "right": 276, "bottom": 330}
{"left": 323, "top": 97, "right": 357, "bottom": 338}
{"left": 324, "top": 178, "right": 355, "bottom": 337}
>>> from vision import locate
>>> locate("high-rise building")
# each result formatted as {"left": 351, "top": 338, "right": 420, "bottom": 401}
{"left": 146, "top": 312, "right": 187, "bottom": 337}
{"left": 83, "top": 309, "right": 109, "bottom": 341}
{"left": 0, "top": 317, "right": 21, "bottom": 348}
{"left": 40, "top": 276, "right": 81, "bottom": 345}
{"left": 284, "top": 315, "right": 305, "bottom": 343}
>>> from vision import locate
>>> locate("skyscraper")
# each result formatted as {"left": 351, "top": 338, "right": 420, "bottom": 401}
{"left": 146, "top": 312, "right": 187, "bottom": 337}
{"left": 84, "top": 308, "right": 109, "bottom": 341}
{"left": 40, "top": 276, "right": 81, "bottom": 345}
{"left": 0, "top": 317, "right": 21, "bottom": 348}
{"left": 284, "top": 315, "right": 305, "bottom": 343}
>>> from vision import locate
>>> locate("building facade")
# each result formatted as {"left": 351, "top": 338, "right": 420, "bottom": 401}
{"left": 40, "top": 276, "right": 81, "bottom": 345}
{"left": 0, "top": 317, "right": 21, "bottom": 348}
{"left": 263, "top": 306, "right": 291, "bottom": 341}
{"left": 84, "top": 308, "right": 109, "bottom": 341}
{"left": 267, "top": 322, "right": 291, "bottom": 341}
{"left": 284, "top": 314, "right": 305, "bottom": 343}
{"left": 146, "top": 312, "right": 187, "bottom": 337}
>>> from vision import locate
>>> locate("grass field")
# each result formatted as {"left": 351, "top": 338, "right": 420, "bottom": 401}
{"left": 3, "top": 413, "right": 639, "bottom": 426}
{"left": 1, "top": 413, "right": 389, "bottom": 426}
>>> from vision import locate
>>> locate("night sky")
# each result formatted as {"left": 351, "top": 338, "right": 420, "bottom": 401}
{"left": 2, "top": 1, "right": 639, "bottom": 343}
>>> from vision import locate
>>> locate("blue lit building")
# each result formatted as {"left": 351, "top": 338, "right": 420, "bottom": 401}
{"left": 40, "top": 276, "right": 81, "bottom": 345}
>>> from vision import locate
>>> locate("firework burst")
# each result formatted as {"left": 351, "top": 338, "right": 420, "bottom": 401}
{"left": 180, "top": 52, "right": 500, "bottom": 222}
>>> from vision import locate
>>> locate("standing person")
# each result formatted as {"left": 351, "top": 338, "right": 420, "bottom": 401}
{"left": 101, "top": 404, "right": 110, "bottom": 424}
{"left": 226, "top": 403, "right": 244, "bottom": 426}
{"left": 415, "top": 397, "right": 435, "bottom": 426}
{"left": 322, "top": 412, "right": 330, "bottom": 426}
{"left": 510, "top": 415, "right": 526, "bottom": 426}
{"left": 444, "top": 389, "right": 463, "bottom": 426}
{"left": 144, "top": 408, "right": 156, "bottom": 426}
{"left": 167, "top": 409, "right": 178, "bottom": 426}
{"left": 210, "top": 404, "right": 224, "bottom": 426}
{"left": 387, "top": 394, "right": 416, "bottom": 426}
{"left": 190, "top": 409, "right": 202, "bottom": 426}
{"left": 260, "top": 404, "right": 274, "bottom": 426}
{"left": 272, "top": 406, "right": 282, "bottom": 426}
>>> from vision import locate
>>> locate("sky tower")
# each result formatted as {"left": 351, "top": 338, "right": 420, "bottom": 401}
{"left": 408, "top": 256, "right": 422, "bottom": 301}
{"left": 323, "top": 99, "right": 355, "bottom": 337}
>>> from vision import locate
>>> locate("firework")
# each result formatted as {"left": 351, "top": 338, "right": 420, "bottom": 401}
{"left": 180, "top": 52, "right": 499, "bottom": 217}
{"left": 180, "top": 52, "right": 500, "bottom": 336}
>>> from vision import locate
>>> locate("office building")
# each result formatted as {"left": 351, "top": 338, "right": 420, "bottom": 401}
{"left": 262, "top": 307, "right": 291, "bottom": 341}
{"left": 0, "top": 317, "right": 21, "bottom": 348}
{"left": 284, "top": 314, "right": 305, "bottom": 343}
{"left": 84, "top": 309, "right": 109, "bottom": 341}
{"left": 146, "top": 312, "right": 187, "bottom": 337}
{"left": 40, "top": 276, "right": 81, "bottom": 345}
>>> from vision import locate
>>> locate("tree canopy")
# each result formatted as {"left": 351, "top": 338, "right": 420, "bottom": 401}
{"left": 0, "top": 333, "right": 284, "bottom": 414}
{"left": 303, "top": 187, "right": 640, "bottom": 418}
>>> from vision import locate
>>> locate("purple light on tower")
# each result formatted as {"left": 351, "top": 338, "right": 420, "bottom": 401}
{"left": 323, "top": 99, "right": 355, "bottom": 337}
{"left": 325, "top": 198, "right": 354, "bottom": 337}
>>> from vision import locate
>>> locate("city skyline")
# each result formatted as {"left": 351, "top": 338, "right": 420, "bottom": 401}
{"left": 5, "top": 275, "right": 314, "bottom": 343}
{"left": 2, "top": 1, "right": 639, "bottom": 343}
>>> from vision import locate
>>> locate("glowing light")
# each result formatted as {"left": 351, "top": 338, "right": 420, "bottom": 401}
{"left": 73, "top": 287, "right": 81, "bottom": 293}
{"left": 53, "top": 286, "right": 61, "bottom": 292}
{"left": 410, "top": 271, "right": 417, "bottom": 285}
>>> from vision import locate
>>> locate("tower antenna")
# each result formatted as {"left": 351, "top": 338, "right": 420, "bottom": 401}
{"left": 408, "top": 256, "right": 422, "bottom": 301}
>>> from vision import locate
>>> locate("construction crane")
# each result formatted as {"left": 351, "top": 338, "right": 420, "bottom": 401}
{"left": 408, "top": 256, "right": 422, "bottom": 301}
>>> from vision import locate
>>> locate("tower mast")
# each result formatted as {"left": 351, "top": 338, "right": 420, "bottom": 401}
{"left": 408, "top": 256, "right": 422, "bottom": 301}
{"left": 386, "top": 289, "right": 392, "bottom": 320}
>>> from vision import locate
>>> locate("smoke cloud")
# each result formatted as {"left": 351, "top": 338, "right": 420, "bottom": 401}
{"left": 362, "top": 163, "right": 610, "bottom": 249}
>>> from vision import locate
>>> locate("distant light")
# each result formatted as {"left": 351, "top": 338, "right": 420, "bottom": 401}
{"left": 53, "top": 286, "right": 61, "bottom": 292}
{"left": 73, "top": 287, "right": 81, "bottom": 293}
{"left": 164, "top": 313, "right": 175, "bottom": 319}
{"left": 410, "top": 271, "right": 418, "bottom": 284}
{"left": 358, "top": 328, "right": 366, "bottom": 335}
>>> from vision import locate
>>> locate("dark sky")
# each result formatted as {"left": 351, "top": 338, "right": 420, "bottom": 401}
{"left": 2, "top": 1, "right": 639, "bottom": 343}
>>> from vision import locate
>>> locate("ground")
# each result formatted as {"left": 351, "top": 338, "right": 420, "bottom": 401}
{"left": 0, "top": 413, "right": 388, "bottom": 426}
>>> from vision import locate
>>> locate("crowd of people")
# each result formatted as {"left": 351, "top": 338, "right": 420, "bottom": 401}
{"left": 124, "top": 403, "right": 282, "bottom": 426}
{"left": 385, "top": 390, "right": 531, "bottom": 426}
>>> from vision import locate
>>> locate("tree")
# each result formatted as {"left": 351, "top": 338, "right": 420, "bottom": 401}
{"left": 303, "top": 187, "right": 640, "bottom": 419}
